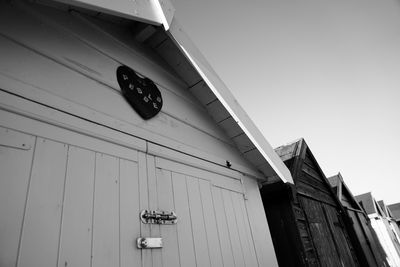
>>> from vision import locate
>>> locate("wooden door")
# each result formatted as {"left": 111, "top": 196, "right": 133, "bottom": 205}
{"left": 149, "top": 157, "right": 260, "bottom": 267}
{"left": 300, "top": 196, "right": 359, "bottom": 267}
{"left": 0, "top": 120, "right": 142, "bottom": 267}
{"left": 1, "top": 112, "right": 261, "bottom": 267}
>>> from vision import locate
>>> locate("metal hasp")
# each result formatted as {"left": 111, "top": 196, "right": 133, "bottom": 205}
{"left": 137, "top": 237, "right": 163, "bottom": 249}
{"left": 140, "top": 210, "right": 177, "bottom": 224}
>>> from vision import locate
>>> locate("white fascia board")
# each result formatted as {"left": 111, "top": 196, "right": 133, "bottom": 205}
{"left": 49, "top": 0, "right": 165, "bottom": 26}
{"left": 153, "top": 0, "right": 175, "bottom": 30}
{"left": 166, "top": 18, "right": 293, "bottom": 184}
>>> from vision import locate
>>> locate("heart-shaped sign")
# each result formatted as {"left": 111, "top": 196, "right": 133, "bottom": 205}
{"left": 117, "top": 65, "right": 163, "bottom": 120}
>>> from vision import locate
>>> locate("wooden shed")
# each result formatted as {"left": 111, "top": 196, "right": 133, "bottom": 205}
{"left": 260, "top": 138, "right": 365, "bottom": 267}
{"left": 0, "top": 0, "right": 294, "bottom": 266}
{"left": 328, "top": 173, "right": 389, "bottom": 267}
{"left": 356, "top": 193, "right": 400, "bottom": 266}
{"left": 378, "top": 201, "right": 400, "bottom": 243}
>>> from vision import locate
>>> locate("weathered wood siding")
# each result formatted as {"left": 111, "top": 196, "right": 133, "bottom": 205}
{"left": 346, "top": 210, "right": 388, "bottom": 267}
{"left": 330, "top": 175, "right": 389, "bottom": 267}
{"left": 370, "top": 217, "right": 400, "bottom": 266}
{"left": 262, "top": 183, "right": 319, "bottom": 267}
{"left": 262, "top": 140, "right": 363, "bottom": 266}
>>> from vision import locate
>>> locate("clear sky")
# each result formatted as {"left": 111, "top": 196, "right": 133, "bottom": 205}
{"left": 171, "top": 0, "right": 400, "bottom": 204}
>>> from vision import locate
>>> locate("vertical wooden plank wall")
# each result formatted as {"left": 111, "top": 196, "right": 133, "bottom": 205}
{"left": 211, "top": 187, "right": 236, "bottom": 267}
{"left": 92, "top": 154, "right": 119, "bottom": 267}
{"left": 0, "top": 124, "right": 145, "bottom": 267}
{"left": 119, "top": 158, "right": 141, "bottom": 267}
{"left": 243, "top": 177, "right": 279, "bottom": 267}
{"left": 171, "top": 172, "right": 197, "bottom": 267}
{"left": 147, "top": 155, "right": 162, "bottom": 267}
{"left": 18, "top": 138, "right": 68, "bottom": 267}
{"left": 138, "top": 152, "right": 151, "bottom": 267}
{"left": 0, "top": 128, "right": 35, "bottom": 267}
{"left": 187, "top": 176, "right": 212, "bottom": 267}
{"left": 58, "top": 147, "right": 95, "bottom": 267}
{"left": 156, "top": 169, "right": 180, "bottom": 267}
{"left": 151, "top": 159, "right": 269, "bottom": 267}
{"left": 0, "top": 117, "right": 276, "bottom": 267}
{"left": 198, "top": 179, "right": 224, "bottom": 267}
{"left": 222, "top": 189, "right": 246, "bottom": 267}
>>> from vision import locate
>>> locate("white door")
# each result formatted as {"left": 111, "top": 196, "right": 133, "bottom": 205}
{"left": 0, "top": 109, "right": 260, "bottom": 267}
{"left": 0, "top": 110, "right": 141, "bottom": 267}
{"left": 149, "top": 157, "right": 260, "bottom": 267}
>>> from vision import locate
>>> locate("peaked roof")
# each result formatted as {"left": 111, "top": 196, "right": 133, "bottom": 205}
{"left": 388, "top": 203, "right": 400, "bottom": 222}
{"left": 378, "top": 200, "right": 396, "bottom": 219}
{"left": 328, "top": 173, "right": 364, "bottom": 211}
{"left": 44, "top": 0, "right": 293, "bottom": 183}
{"left": 355, "top": 192, "right": 386, "bottom": 217}
{"left": 274, "top": 138, "right": 347, "bottom": 212}
{"left": 274, "top": 138, "right": 304, "bottom": 163}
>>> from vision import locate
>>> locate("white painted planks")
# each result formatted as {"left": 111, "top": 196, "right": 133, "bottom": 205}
{"left": 147, "top": 155, "right": 162, "bottom": 267}
{"left": 92, "top": 153, "right": 120, "bottom": 267}
{"left": 138, "top": 152, "right": 151, "bottom": 267}
{"left": 0, "top": 0, "right": 258, "bottom": 174}
{"left": 154, "top": 158, "right": 261, "bottom": 267}
{"left": 186, "top": 176, "right": 212, "bottom": 267}
{"left": 58, "top": 146, "right": 95, "bottom": 267}
{"left": 0, "top": 110, "right": 271, "bottom": 267}
{"left": 0, "top": 128, "right": 35, "bottom": 267}
{"left": 198, "top": 179, "right": 224, "bottom": 267}
{"left": 0, "top": 122, "right": 144, "bottom": 267}
{"left": 171, "top": 172, "right": 197, "bottom": 267}
{"left": 211, "top": 187, "right": 236, "bottom": 267}
{"left": 156, "top": 169, "right": 180, "bottom": 267}
{"left": 243, "top": 177, "right": 279, "bottom": 267}
{"left": 120, "top": 158, "right": 141, "bottom": 267}
{"left": 18, "top": 138, "right": 68, "bottom": 267}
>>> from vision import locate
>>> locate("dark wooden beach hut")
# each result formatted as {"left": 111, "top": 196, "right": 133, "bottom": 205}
{"left": 261, "top": 138, "right": 366, "bottom": 267}
{"left": 329, "top": 173, "right": 389, "bottom": 267}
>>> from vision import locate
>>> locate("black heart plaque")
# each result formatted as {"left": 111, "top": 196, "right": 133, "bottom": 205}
{"left": 117, "top": 65, "right": 163, "bottom": 120}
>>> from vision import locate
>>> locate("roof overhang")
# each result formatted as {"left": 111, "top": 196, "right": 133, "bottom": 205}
{"left": 49, "top": 0, "right": 174, "bottom": 27}
{"left": 47, "top": 0, "right": 293, "bottom": 184}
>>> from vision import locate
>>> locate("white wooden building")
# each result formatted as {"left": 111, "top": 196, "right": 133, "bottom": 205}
{"left": 356, "top": 192, "right": 400, "bottom": 266}
{"left": 0, "top": 0, "right": 293, "bottom": 266}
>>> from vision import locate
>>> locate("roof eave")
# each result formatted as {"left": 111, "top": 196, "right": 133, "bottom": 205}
{"left": 49, "top": 0, "right": 169, "bottom": 26}
{"left": 166, "top": 17, "right": 293, "bottom": 183}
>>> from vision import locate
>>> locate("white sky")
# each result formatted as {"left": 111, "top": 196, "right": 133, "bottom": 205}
{"left": 171, "top": 0, "right": 400, "bottom": 204}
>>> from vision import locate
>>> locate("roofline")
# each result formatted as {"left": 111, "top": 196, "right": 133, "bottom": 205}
{"left": 156, "top": 1, "right": 292, "bottom": 183}
{"left": 149, "top": 0, "right": 292, "bottom": 183}
{"left": 166, "top": 18, "right": 293, "bottom": 183}
{"left": 50, "top": 0, "right": 171, "bottom": 27}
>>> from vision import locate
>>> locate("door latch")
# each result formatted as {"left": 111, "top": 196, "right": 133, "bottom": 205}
{"left": 137, "top": 237, "right": 163, "bottom": 249}
{"left": 140, "top": 210, "right": 177, "bottom": 224}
